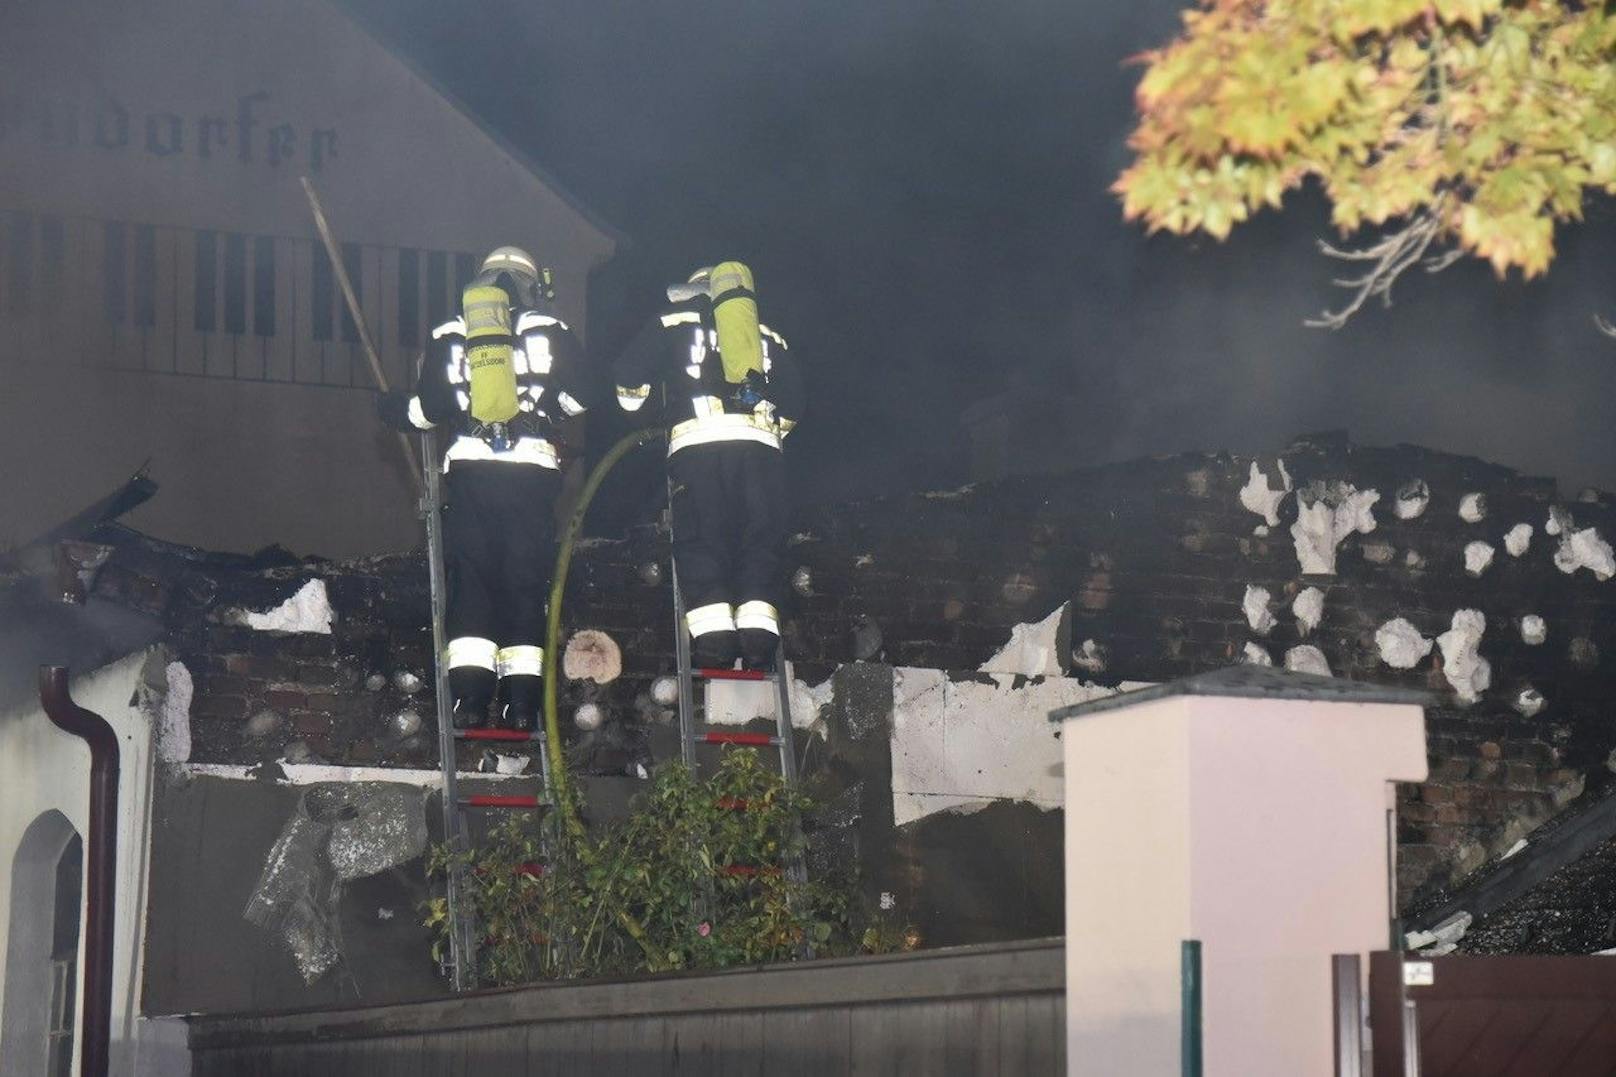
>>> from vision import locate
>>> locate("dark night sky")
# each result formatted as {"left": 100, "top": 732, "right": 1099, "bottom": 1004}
{"left": 344, "top": 0, "right": 1616, "bottom": 508}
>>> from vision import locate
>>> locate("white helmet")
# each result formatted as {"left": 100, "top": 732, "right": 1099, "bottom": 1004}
{"left": 481, "top": 246, "right": 538, "bottom": 281}
{"left": 666, "top": 265, "right": 715, "bottom": 303}
{"left": 479, "top": 247, "right": 541, "bottom": 307}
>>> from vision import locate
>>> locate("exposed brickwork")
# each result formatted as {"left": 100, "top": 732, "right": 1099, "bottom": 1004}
{"left": 92, "top": 431, "right": 1616, "bottom": 906}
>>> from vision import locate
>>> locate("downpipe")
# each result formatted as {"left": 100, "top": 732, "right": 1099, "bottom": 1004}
{"left": 39, "top": 666, "right": 120, "bottom": 1077}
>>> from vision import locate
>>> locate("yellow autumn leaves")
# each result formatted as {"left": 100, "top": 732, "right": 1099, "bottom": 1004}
{"left": 1115, "top": 0, "right": 1616, "bottom": 278}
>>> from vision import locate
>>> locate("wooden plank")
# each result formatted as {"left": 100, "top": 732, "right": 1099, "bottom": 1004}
{"left": 663, "top": 1011, "right": 721, "bottom": 1075}
{"left": 760, "top": 1006, "right": 846, "bottom": 1077}
{"left": 527, "top": 1017, "right": 593, "bottom": 1076}
{"left": 1024, "top": 992, "right": 1063, "bottom": 1076}
{"left": 941, "top": 997, "right": 992, "bottom": 1077}
{"left": 712, "top": 1009, "right": 765, "bottom": 1077}
{"left": 366, "top": 1033, "right": 429, "bottom": 1077}
{"left": 849, "top": 1003, "right": 896, "bottom": 1077}
{"left": 997, "top": 993, "right": 1030, "bottom": 1077}
{"left": 1498, "top": 1002, "right": 1612, "bottom": 1077}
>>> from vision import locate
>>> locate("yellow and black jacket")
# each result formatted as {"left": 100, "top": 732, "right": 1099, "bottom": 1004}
{"left": 611, "top": 297, "right": 803, "bottom": 456}
{"left": 404, "top": 306, "right": 600, "bottom": 470}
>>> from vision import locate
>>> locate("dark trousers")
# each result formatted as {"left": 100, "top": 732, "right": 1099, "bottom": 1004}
{"left": 669, "top": 441, "right": 786, "bottom": 645}
{"left": 443, "top": 461, "right": 559, "bottom": 661}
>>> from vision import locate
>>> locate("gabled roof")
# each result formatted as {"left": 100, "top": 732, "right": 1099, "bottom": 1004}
{"left": 329, "top": 1, "right": 627, "bottom": 248}
{"left": 1050, "top": 664, "right": 1435, "bottom": 722}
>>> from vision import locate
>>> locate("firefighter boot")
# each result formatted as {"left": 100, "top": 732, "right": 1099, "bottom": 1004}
{"left": 502, "top": 674, "right": 541, "bottom": 732}
{"left": 691, "top": 629, "right": 740, "bottom": 671}
{"left": 739, "top": 629, "right": 778, "bottom": 673}
{"left": 449, "top": 667, "right": 496, "bottom": 729}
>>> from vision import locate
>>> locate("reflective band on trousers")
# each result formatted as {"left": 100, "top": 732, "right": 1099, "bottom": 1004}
{"left": 446, "top": 636, "right": 498, "bottom": 671}
{"left": 496, "top": 645, "right": 544, "bottom": 678}
{"left": 735, "top": 600, "right": 780, "bottom": 634}
{"left": 668, "top": 413, "right": 782, "bottom": 455}
{"left": 685, "top": 602, "right": 736, "bottom": 638}
{"left": 617, "top": 384, "right": 650, "bottom": 412}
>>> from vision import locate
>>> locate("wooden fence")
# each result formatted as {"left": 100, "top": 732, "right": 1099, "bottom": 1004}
{"left": 186, "top": 937, "right": 1066, "bottom": 1076}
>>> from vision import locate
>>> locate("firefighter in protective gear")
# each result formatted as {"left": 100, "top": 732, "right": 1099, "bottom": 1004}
{"left": 612, "top": 262, "right": 803, "bottom": 671}
{"left": 377, "top": 247, "right": 600, "bottom": 729}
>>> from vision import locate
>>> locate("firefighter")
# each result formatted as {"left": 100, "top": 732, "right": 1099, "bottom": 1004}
{"left": 613, "top": 262, "right": 803, "bottom": 671}
{"left": 377, "top": 247, "right": 599, "bottom": 729}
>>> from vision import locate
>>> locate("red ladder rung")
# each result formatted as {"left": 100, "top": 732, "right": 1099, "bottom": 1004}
{"left": 697, "top": 731, "right": 780, "bottom": 747}
{"left": 715, "top": 796, "right": 751, "bottom": 811}
{"left": 454, "top": 728, "right": 541, "bottom": 742}
{"left": 458, "top": 795, "right": 545, "bottom": 809}
{"left": 515, "top": 862, "right": 546, "bottom": 878}
{"left": 695, "top": 667, "right": 772, "bottom": 681}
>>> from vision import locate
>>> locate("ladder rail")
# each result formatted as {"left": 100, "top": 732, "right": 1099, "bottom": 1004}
{"left": 423, "top": 430, "right": 477, "bottom": 992}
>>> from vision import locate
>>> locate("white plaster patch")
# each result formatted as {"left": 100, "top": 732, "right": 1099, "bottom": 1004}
{"left": 1546, "top": 507, "right": 1572, "bottom": 537}
{"left": 1361, "top": 541, "right": 1396, "bottom": 565}
{"left": 1463, "top": 541, "right": 1495, "bottom": 577}
{"left": 1404, "top": 550, "right": 1425, "bottom": 570}
{"left": 1520, "top": 615, "right": 1547, "bottom": 646}
{"left": 1253, "top": 524, "right": 1270, "bottom": 537}
{"left": 980, "top": 603, "right": 1068, "bottom": 677}
{"left": 1513, "top": 689, "right": 1545, "bottom": 718}
{"left": 703, "top": 665, "right": 833, "bottom": 737}
{"left": 1395, "top": 480, "right": 1430, "bottom": 520}
{"left": 1242, "top": 642, "right": 1273, "bottom": 666}
{"left": 1242, "top": 586, "right": 1276, "bottom": 636}
{"left": 650, "top": 675, "right": 680, "bottom": 706}
{"left": 1504, "top": 524, "right": 1533, "bottom": 557}
{"left": 158, "top": 661, "right": 193, "bottom": 763}
{"left": 1458, "top": 493, "right": 1487, "bottom": 523}
{"left": 1375, "top": 619, "right": 1433, "bottom": 670}
{"left": 392, "top": 670, "right": 424, "bottom": 694}
{"left": 574, "top": 703, "right": 604, "bottom": 731}
{"left": 388, "top": 710, "right": 422, "bottom": 738}
{"left": 226, "top": 578, "right": 334, "bottom": 634}
{"left": 563, "top": 630, "right": 623, "bottom": 684}
{"left": 1072, "top": 639, "right": 1108, "bottom": 675}
{"left": 1406, "top": 911, "right": 1471, "bottom": 952}
{"left": 1292, "top": 587, "right": 1325, "bottom": 636}
{"left": 854, "top": 553, "right": 875, "bottom": 568}
{"left": 889, "top": 668, "right": 1150, "bottom": 826}
{"left": 1437, "top": 609, "right": 1491, "bottom": 703}
{"left": 1553, "top": 527, "right": 1615, "bottom": 581}
{"left": 1238, "top": 459, "right": 1292, "bottom": 527}
{"left": 1284, "top": 645, "right": 1331, "bottom": 677}
{"left": 1291, "top": 483, "right": 1379, "bottom": 575}
{"left": 494, "top": 753, "right": 531, "bottom": 775}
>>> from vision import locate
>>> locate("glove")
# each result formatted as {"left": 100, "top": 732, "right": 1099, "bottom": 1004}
{"left": 734, "top": 370, "right": 770, "bottom": 408}
{"left": 375, "top": 391, "right": 415, "bottom": 431}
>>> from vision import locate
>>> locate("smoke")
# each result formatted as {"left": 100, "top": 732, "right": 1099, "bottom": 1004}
{"left": 347, "top": 0, "right": 1616, "bottom": 499}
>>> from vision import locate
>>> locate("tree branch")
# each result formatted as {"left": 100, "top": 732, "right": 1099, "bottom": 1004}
{"left": 1305, "top": 203, "right": 1458, "bottom": 330}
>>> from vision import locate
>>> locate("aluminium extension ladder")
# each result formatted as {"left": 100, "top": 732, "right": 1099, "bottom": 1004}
{"left": 668, "top": 558, "right": 808, "bottom": 896}
{"left": 421, "top": 430, "right": 554, "bottom": 992}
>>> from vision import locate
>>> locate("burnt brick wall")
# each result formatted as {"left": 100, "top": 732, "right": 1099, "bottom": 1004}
{"left": 94, "top": 431, "right": 1616, "bottom": 905}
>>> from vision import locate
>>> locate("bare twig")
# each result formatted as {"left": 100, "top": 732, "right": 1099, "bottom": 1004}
{"left": 1305, "top": 204, "right": 1458, "bottom": 330}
